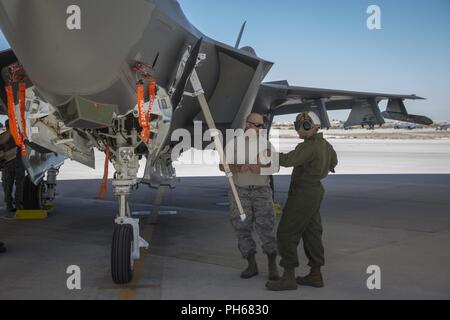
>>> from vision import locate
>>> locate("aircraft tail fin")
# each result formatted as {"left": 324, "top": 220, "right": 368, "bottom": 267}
{"left": 235, "top": 21, "right": 247, "bottom": 48}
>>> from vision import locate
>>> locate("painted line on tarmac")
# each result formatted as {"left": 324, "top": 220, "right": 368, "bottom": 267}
{"left": 118, "top": 186, "right": 167, "bottom": 300}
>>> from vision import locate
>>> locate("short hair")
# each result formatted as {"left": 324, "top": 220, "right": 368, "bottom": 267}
{"left": 247, "top": 112, "right": 263, "bottom": 121}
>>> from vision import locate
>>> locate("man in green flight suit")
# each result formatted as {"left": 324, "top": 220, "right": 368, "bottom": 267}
{"left": 266, "top": 112, "right": 338, "bottom": 291}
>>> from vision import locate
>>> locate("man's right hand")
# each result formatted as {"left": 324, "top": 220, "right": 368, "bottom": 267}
{"left": 219, "top": 164, "right": 246, "bottom": 173}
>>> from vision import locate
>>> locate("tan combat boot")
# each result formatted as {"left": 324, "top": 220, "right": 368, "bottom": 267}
{"left": 265, "top": 268, "right": 297, "bottom": 291}
{"left": 296, "top": 267, "right": 324, "bottom": 288}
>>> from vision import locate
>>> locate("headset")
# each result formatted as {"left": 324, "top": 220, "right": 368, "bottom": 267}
{"left": 294, "top": 112, "right": 315, "bottom": 131}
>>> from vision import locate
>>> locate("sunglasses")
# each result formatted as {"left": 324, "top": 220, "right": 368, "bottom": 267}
{"left": 247, "top": 121, "right": 265, "bottom": 129}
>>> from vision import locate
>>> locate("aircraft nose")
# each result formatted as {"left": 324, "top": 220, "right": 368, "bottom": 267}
{"left": 0, "top": 0, "right": 155, "bottom": 97}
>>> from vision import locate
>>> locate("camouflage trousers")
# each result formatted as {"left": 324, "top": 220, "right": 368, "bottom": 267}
{"left": 1, "top": 159, "right": 25, "bottom": 208}
{"left": 229, "top": 186, "right": 278, "bottom": 259}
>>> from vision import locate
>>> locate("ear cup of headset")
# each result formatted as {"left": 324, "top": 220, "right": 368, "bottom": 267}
{"left": 302, "top": 120, "right": 312, "bottom": 131}
{"left": 294, "top": 112, "right": 320, "bottom": 131}
{"left": 294, "top": 119, "right": 312, "bottom": 131}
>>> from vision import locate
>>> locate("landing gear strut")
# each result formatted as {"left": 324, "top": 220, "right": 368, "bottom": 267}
{"left": 108, "top": 121, "right": 149, "bottom": 284}
{"left": 111, "top": 178, "right": 148, "bottom": 284}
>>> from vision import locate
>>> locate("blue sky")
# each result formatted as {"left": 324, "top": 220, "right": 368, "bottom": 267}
{"left": 1, "top": 0, "right": 449, "bottom": 121}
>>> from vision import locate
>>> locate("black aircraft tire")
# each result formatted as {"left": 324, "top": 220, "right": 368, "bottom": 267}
{"left": 111, "top": 224, "right": 134, "bottom": 284}
{"left": 23, "top": 176, "right": 43, "bottom": 210}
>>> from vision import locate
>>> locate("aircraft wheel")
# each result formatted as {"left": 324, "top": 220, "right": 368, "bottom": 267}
{"left": 23, "top": 176, "right": 44, "bottom": 210}
{"left": 111, "top": 224, "right": 134, "bottom": 284}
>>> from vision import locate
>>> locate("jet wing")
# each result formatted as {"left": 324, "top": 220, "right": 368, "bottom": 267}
{"left": 254, "top": 81, "right": 432, "bottom": 128}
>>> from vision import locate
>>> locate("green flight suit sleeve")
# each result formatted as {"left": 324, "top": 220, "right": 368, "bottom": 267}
{"left": 279, "top": 143, "right": 315, "bottom": 168}
{"left": 330, "top": 147, "right": 338, "bottom": 173}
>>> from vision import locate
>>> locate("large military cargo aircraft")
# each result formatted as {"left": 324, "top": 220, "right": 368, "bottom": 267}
{"left": 0, "top": 0, "right": 432, "bottom": 284}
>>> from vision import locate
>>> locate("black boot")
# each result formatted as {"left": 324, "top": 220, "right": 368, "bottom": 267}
{"left": 0, "top": 242, "right": 6, "bottom": 254}
{"left": 266, "top": 268, "right": 297, "bottom": 291}
{"left": 6, "top": 203, "right": 16, "bottom": 212}
{"left": 296, "top": 267, "right": 324, "bottom": 288}
{"left": 267, "top": 254, "right": 280, "bottom": 281}
{"left": 241, "top": 254, "right": 258, "bottom": 279}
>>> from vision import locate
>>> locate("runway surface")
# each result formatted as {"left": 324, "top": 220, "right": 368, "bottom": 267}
{"left": 0, "top": 174, "right": 449, "bottom": 300}
{"left": 56, "top": 137, "right": 450, "bottom": 180}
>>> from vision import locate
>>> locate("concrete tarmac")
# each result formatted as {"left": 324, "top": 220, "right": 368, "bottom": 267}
{"left": 56, "top": 137, "right": 450, "bottom": 180}
{"left": 0, "top": 174, "right": 449, "bottom": 300}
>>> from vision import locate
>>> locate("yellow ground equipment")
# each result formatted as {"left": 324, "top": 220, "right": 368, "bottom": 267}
{"left": 15, "top": 209, "right": 48, "bottom": 220}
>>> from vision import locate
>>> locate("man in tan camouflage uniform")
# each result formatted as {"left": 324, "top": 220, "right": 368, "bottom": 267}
{"left": 221, "top": 113, "right": 279, "bottom": 281}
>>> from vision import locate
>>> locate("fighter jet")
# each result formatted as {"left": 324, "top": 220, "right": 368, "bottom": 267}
{"left": 0, "top": 0, "right": 432, "bottom": 284}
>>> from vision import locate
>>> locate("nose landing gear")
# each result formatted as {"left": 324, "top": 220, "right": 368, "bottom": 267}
{"left": 109, "top": 146, "right": 149, "bottom": 285}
